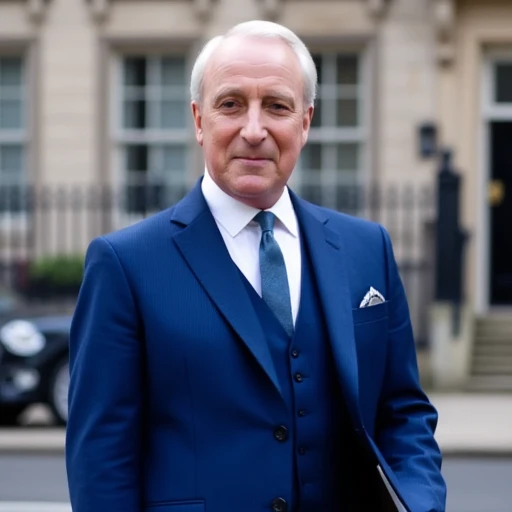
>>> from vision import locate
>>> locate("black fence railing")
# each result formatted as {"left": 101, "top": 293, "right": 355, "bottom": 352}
{"left": 0, "top": 182, "right": 436, "bottom": 345}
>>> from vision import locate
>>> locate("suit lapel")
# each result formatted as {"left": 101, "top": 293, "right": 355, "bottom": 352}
{"left": 292, "top": 192, "right": 363, "bottom": 430}
{"left": 170, "top": 181, "right": 283, "bottom": 398}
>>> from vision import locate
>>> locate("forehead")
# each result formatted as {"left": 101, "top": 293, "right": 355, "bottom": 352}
{"left": 203, "top": 36, "right": 303, "bottom": 98}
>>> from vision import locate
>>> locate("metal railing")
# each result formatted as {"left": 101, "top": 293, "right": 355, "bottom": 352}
{"left": 0, "top": 181, "right": 436, "bottom": 345}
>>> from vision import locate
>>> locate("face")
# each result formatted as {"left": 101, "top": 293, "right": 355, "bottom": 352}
{"left": 192, "top": 36, "right": 314, "bottom": 209}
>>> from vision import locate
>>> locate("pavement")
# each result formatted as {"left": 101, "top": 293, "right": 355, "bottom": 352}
{"left": 431, "top": 393, "right": 512, "bottom": 456}
{"left": 0, "top": 393, "right": 511, "bottom": 456}
{"left": 0, "top": 505, "right": 70, "bottom": 512}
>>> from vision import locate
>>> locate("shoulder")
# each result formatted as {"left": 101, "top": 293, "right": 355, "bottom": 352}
{"left": 92, "top": 206, "right": 178, "bottom": 256}
{"left": 299, "top": 198, "right": 387, "bottom": 243}
{"left": 296, "top": 198, "right": 395, "bottom": 274}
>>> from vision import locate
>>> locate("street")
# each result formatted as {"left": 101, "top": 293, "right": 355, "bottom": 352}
{"left": 0, "top": 452, "right": 511, "bottom": 511}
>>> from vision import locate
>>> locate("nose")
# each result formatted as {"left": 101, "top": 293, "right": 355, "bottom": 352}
{"left": 240, "top": 104, "right": 267, "bottom": 145}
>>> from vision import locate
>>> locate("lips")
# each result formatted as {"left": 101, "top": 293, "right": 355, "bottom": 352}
{"left": 234, "top": 157, "right": 272, "bottom": 161}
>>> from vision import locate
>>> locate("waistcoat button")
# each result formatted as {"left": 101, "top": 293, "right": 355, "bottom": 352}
{"left": 274, "top": 426, "right": 288, "bottom": 442}
{"left": 271, "top": 497, "right": 287, "bottom": 512}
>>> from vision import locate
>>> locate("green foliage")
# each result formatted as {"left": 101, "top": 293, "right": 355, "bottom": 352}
{"left": 29, "top": 254, "right": 84, "bottom": 287}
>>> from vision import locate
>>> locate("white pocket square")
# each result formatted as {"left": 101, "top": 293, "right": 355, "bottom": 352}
{"left": 359, "top": 286, "right": 385, "bottom": 308}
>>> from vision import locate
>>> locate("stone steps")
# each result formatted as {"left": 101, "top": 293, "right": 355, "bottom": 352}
{"left": 467, "top": 315, "right": 512, "bottom": 392}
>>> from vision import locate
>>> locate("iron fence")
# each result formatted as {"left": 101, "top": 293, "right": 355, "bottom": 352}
{"left": 0, "top": 182, "right": 436, "bottom": 346}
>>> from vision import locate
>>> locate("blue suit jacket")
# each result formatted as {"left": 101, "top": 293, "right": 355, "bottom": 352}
{"left": 66, "top": 180, "right": 446, "bottom": 512}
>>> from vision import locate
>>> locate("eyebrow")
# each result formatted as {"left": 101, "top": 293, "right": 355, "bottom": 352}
{"left": 212, "top": 87, "right": 244, "bottom": 104}
{"left": 267, "top": 91, "right": 296, "bottom": 107}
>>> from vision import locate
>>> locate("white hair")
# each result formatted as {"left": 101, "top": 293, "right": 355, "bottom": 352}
{"left": 190, "top": 20, "right": 317, "bottom": 108}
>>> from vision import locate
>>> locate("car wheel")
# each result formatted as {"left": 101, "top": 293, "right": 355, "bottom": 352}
{"left": 0, "top": 405, "right": 25, "bottom": 426}
{"left": 48, "top": 358, "right": 69, "bottom": 425}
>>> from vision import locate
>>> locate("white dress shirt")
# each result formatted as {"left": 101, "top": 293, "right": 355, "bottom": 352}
{"left": 201, "top": 169, "right": 301, "bottom": 324}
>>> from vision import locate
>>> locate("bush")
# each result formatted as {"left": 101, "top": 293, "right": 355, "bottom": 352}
{"left": 29, "top": 254, "right": 84, "bottom": 287}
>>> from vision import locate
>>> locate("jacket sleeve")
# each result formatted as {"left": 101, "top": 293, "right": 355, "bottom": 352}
{"left": 375, "top": 225, "right": 447, "bottom": 512}
{"left": 66, "top": 236, "right": 144, "bottom": 512}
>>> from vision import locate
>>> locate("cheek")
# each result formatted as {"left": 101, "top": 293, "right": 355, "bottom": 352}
{"left": 207, "top": 125, "right": 238, "bottom": 153}
{"left": 276, "top": 128, "right": 304, "bottom": 158}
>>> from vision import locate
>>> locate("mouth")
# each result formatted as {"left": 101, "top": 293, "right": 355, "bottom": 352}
{"left": 234, "top": 157, "right": 272, "bottom": 164}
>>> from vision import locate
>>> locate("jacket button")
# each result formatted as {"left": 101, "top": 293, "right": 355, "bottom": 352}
{"left": 271, "top": 497, "right": 287, "bottom": 512}
{"left": 294, "top": 372, "right": 303, "bottom": 383}
{"left": 274, "top": 426, "right": 288, "bottom": 442}
{"left": 291, "top": 349, "right": 299, "bottom": 358}
{"left": 298, "top": 446, "right": 306, "bottom": 455}
{"left": 298, "top": 409, "right": 307, "bottom": 417}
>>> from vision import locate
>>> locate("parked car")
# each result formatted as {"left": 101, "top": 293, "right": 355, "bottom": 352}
{"left": 0, "top": 292, "right": 72, "bottom": 426}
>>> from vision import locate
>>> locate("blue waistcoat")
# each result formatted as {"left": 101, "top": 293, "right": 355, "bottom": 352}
{"left": 240, "top": 236, "right": 346, "bottom": 511}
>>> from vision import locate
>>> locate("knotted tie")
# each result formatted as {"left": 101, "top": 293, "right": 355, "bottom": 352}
{"left": 254, "top": 211, "right": 294, "bottom": 337}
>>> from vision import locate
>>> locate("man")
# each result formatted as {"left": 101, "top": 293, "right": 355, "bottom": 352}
{"left": 66, "top": 20, "right": 446, "bottom": 512}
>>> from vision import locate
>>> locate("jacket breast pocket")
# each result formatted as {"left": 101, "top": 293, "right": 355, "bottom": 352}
{"left": 352, "top": 300, "right": 389, "bottom": 325}
{"left": 144, "top": 500, "right": 205, "bottom": 512}
{"left": 352, "top": 302, "right": 389, "bottom": 414}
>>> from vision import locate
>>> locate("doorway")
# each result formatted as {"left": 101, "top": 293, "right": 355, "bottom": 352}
{"left": 489, "top": 121, "right": 512, "bottom": 305}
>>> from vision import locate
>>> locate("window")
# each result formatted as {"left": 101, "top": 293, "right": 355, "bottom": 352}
{"left": 0, "top": 57, "right": 26, "bottom": 189}
{"left": 495, "top": 62, "right": 512, "bottom": 104}
{"left": 299, "top": 53, "right": 367, "bottom": 209}
{"left": 117, "top": 56, "right": 189, "bottom": 214}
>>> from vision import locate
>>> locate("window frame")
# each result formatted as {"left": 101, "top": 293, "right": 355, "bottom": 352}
{"left": 0, "top": 45, "right": 34, "bottom": 234}
{"left": 295, "top": 45, "right": 372, "bottom": 193}
{"left": 484, "top": 50, "right": 512, "bottom": 118}
{"left": 110, "top": 48, "right": 194, "bottom": 220}
{"left": 0, "top": 53, "right": 28, "bottom": 188}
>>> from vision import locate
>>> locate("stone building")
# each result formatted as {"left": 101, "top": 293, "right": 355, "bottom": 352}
{"left": 0, "top": 0, "right": 511, "bottom": 389}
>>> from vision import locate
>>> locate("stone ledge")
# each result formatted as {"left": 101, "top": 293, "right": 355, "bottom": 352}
{"left": 0, "top": 428, "right": 65, "bottom": 453}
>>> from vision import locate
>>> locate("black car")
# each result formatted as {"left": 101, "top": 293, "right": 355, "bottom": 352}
{"left": 0, "top": 296, "right": 72, "bottom": 426}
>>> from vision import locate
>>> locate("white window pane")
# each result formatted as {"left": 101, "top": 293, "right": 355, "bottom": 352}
{"left": 337, "top": 56, "right": 359, "bottom": 86}
{"left": 163, "top": 146, "right": 186, "bottom": 173}
{"left": 336, "top": 143, "right": 359, "bottom": 171}
{"left": 161, "top": 100, "right": 187, "bottom": 128}
{"left": 0, "top": 100, "right": 23, "bottom": 129}
{"left": 123, "top": 99, "right": 146, "bottom": 129}
{"left": 124, "top": 58, "right": 146, "bottom": 87}
{"left": 495, "top": 63, "right": 512, "bottom": 103}
{"left": 161, "top": 58, "right": 186, "bottom": 87}
{"left": 301, "top": 143, "right": 322, "bottom": 172}
{"left": 0, "top": 58, "right": 22, "bottom": 87}
{"left": 0, "top": 145, "right": 24, "bottom": 172}
{"left": 337, "top": 98, "right": 358, "bottom": 127}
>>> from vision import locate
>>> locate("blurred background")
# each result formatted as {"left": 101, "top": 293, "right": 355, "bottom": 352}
{"left": 0, "top": 0, "right": 511, "bottom": 510}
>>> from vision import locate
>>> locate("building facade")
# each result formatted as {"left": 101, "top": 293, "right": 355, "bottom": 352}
{"left": 0, "top": 0, "right": 511, "bottom": 388}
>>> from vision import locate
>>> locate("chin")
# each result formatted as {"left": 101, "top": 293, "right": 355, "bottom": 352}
{"left": 230, "top": 178, "right": 284, "bottom": 209}
{"left": 232, "top": 175, "right": 271, "bottom": 194}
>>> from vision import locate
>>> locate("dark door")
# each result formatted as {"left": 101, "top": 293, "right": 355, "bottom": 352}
{"left": 490, "top": 121, "right": 512, "bottom": 305}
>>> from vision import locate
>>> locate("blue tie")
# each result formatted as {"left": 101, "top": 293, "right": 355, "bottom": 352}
{"left": 254, "top": 211, "right": 294, "bottom": 337}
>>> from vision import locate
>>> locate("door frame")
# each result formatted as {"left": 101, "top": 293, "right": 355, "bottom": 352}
{"left": 477, "top": 49, "right": 512, "bottom": 312}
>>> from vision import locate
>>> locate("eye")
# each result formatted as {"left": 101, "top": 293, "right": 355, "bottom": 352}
{"left": 220, "top": 100, "right": 237, "bottom": 109}
{"left": 270, "top": 103, "right": 289, "bottom": 112}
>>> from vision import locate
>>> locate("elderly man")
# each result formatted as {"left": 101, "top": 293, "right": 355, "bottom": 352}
{"left": 66, "top": 20, "right": 446, "bottom": 512}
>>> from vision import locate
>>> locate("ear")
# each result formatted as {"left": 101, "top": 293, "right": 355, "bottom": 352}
{"left": 191, "top": 101, "right": 203, "bottom": 146}
{"left": 301, "top": 105, "right": 314, "bottom": 147}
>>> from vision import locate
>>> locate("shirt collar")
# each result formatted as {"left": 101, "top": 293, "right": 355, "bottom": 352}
{"left": 201, "top": 168, "right": 298, "bottom": 239}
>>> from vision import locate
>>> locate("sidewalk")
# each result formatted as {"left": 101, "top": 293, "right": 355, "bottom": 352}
{"left": 0, "top": 394, "right": 511, "bottom": 455}
{"left": 0, "top": 504, "right": 70, "bottom": 512}
{"left": 429, "top": 393, "right": 512, "bottom": 455}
